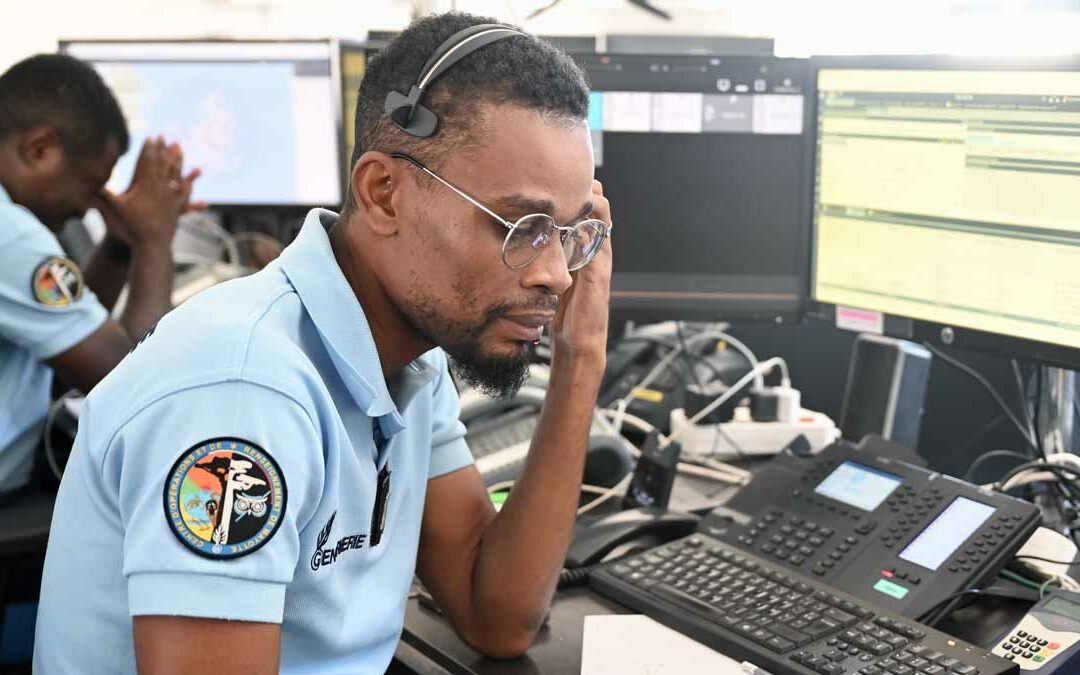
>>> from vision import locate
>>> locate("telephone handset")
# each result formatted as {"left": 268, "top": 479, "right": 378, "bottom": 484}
{"left": 699, "top": 437, "right": 1041, "bottom": 622}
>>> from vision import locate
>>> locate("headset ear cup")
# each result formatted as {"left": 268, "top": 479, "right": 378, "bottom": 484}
{"left": 384, "top": 90, "right": 412, "bottom": 122}
{"left": 401, "top": 105, "right": 439, "bottom": 138}
{"left": 384, "top": 89, "right": 440, "bottom": 138}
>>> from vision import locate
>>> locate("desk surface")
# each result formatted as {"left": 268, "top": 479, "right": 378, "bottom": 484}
{"left": 400, "top": 587, "right": 630, "bottom": 675}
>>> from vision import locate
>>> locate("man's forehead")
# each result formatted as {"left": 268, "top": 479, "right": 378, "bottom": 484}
{"left": 460, "top": 105, "right": 594, "bottom": 219}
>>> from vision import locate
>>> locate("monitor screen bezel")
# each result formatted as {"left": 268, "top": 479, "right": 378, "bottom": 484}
{"left": 59, "top": 38, "right": 345, "bottom": 210}
{"left": 805, "top": 54, "right": 1080, "bottom": 369}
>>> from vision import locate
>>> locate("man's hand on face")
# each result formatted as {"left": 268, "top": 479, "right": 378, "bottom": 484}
{"left": 550, "top": 179, "right": 612, "bottom": 372}
{"left": 92, "top": 136, "right": 204, "bottom": 249}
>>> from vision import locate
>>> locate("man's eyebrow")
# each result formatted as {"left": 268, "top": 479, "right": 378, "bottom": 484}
{"left": 492, "top": 194, "right": 556, "bottom": 215}
{"left": 490, "top": 195, "right": 595, "bottom": 225}
{"left": 575, "top": 200, "right": 595, "bottom": 221}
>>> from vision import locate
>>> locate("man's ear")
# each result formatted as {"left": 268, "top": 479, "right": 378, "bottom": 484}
{"left": 352, "top": 151, "right": 402, "bottom": 237}
{"left": 16, "top": 125, "right": 64, "bottom": 175}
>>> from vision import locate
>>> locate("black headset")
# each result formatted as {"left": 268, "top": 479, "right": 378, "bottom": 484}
{"left": 383, "top": 23, "right": 526, "bottom": 139}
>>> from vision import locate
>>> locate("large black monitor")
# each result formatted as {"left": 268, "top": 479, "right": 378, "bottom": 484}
{"left": 61, "top": 40, "right": 343, "bottom": 207}
{"left": 809, "top": 56, "right": 1080, "bottom": 369}
{"left": 576, "top": 54, "right": 810, "bottom": 322}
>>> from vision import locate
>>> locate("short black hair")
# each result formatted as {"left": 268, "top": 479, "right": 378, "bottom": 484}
{"left": 0, "top": 53, "right": 130, "bottom": 160}
{"left": 345, "top": 12, "right": 590, "bottom": 211}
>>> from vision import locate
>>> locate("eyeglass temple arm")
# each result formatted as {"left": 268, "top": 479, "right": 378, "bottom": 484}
{"left": 390, "top": 153, "right": 514, "bottom": 231}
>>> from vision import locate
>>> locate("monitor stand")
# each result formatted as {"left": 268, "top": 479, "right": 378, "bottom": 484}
{"left": 1041, "top": 367, "right": 1076, "bottom": 455}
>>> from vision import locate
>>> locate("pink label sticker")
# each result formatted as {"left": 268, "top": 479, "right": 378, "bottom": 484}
{"left": 836, "top": 306, "right": 884, "bottom": 335}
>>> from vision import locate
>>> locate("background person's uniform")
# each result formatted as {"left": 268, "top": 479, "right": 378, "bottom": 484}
{"left": 0, "top": 182, "right": 107, "bottom": 497}
{"left": 34, "top": 209, "right": 475, "bottom": 674}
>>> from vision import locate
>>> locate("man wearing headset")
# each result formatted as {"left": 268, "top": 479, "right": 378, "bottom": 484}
{"left": 36, "top": 12, "right": 612, "bottom": 673}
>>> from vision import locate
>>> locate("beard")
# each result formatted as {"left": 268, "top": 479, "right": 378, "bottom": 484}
{"left": 448, "top": 332, "right": 534, "bottom": 400}
{"left": 400, "top": 284, "right": 555, "bottom": 400}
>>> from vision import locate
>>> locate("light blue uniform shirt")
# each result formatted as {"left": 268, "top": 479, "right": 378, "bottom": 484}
{"left": 0, "top": 182, "right": 107, "bottom": 494}
{"left": 35, "top": 209, "right": 475, "bottom": 673}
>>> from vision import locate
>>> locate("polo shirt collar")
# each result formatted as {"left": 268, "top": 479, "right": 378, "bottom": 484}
{"left": 278, "top": 209, "right": 437, "bottom": 433}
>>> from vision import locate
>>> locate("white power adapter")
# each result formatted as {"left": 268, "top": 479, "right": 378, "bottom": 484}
{"left": 1011, "top": 527, "right": 1079, "bottom": 582}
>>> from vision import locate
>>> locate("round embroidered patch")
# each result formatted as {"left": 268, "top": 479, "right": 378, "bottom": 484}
{"left": 163, "top": 437, "right": 287, "bottom": 560}
{"left": 31, "top": 256, "right": 84, "bottom": 307}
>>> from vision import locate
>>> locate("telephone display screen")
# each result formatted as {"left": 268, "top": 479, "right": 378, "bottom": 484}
{"left": 899, "top": 497, "right": 995, "bottom": 571}
{"left": 1044, "top": 596, "right": 1080, "bottom": 621}
{"left": 814, "top": 461, "right": 903, "bottom": 512}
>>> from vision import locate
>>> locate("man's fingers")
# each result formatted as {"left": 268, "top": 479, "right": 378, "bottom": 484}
{"left": 166, "top": 143, "right": 183, "bottom": 180}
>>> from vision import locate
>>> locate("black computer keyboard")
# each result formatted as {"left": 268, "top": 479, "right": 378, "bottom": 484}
{"left": 590, "top": 535, "right": 1017, "bottom": 675}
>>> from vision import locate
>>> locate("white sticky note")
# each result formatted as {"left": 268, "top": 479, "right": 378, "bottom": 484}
{"left": 603, "top": 91, "right": 653, "bottom": 132}
{"left": 582, "top": 615, "right": 748, "bottom": 675}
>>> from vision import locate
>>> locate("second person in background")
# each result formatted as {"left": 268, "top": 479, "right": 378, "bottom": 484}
{"left": 0, "top": 53, "right": 201, "bottom": 496}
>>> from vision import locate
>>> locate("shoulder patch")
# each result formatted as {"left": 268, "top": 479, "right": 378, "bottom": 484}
{"left": 31, "top": 256, "right": 84, "bottom": 306}
{"left": 163, "top": 437, "right": 287, "bottom": 560}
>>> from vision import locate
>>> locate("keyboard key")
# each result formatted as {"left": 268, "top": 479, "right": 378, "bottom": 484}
{"left": 765, "top": 635, "right": 795, "bottom": 653}
{"left": 768, "top": 622, "right": 812, "bottom": 646}
{"left": 935, "top": 656, "right": 960, "bottom": 668}
{"left": 922, "top": 667, "right": 945, "bottom": 675}
{"left": 859, "top": 667, "right": 883, "bottom": 675}
{"left": 805, "top": 619, "right": 842, "bottom": 638}
{"left": 952, "top": 666, "right": 978, "bottom": 675}
{"left": 790, "top": 650, "right": 811, "bottom": 663}
{"left": 749, "top": 628, "right": 774, "bottom": 644}
{"left": 824, "top": 607, "right": 857, "bottom": 625}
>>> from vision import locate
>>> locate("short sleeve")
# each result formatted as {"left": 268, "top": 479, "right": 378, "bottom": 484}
{"left": 113, "top": 380, "right": 324, "bottom": 624}
{"left": 0, "top": 206, "right": 107, "bottom": 359}
{"left": 427, "top": 353, "right": 474, "bottom": 479}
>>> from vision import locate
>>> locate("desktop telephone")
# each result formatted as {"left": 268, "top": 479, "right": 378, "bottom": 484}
{"left": 698, "top": 437, "right": 1041, "bottom": 622}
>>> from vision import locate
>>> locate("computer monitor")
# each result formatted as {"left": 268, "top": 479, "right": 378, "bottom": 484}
{"left": 60, "top": 40, "right": 342, "bottom": 207}
{"left": 577, "top": 54, "right": 810, "bottom": 322}
{"left": 809, "top": 57, "right": 1080, "bottom": 368}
